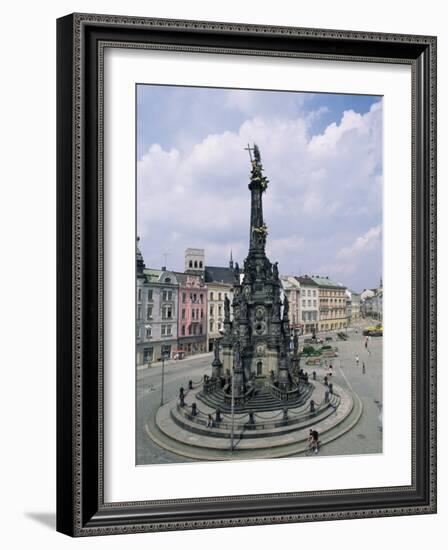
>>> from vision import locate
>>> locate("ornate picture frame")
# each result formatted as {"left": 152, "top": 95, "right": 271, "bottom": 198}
{"left": 56, "top": 13, "right": 437, "bottom": 536}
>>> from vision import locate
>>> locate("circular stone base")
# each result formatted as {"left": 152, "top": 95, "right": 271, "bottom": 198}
{"left": 145, "top": 381, "right": 363, "bottom": 461}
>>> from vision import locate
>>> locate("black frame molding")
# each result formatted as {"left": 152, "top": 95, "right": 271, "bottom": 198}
{"left": 57, "top": 13, "right": 437, "bottom": 537}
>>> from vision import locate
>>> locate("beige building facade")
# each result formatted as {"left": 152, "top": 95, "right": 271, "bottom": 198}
{"left": 312, "top": 276, "right": 348, "bottom": 331}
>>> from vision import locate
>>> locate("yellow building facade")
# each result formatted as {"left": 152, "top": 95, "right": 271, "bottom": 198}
{"left": 312, "top": 276, "right": 348, "bottom": 332}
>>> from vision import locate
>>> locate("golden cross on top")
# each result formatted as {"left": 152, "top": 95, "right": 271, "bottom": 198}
{"left": 244, "top": 143, "right": 255, "bottom": 162}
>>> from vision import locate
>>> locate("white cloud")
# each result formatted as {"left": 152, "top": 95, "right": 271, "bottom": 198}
{"left": 137, "top": 100, "right": 383, "bottom": 290}
{"left": 337, "top": 225, "right": 382, "bottom": 259}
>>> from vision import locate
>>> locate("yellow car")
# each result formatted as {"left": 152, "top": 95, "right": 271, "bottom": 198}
{"left": 363, "top": 324, "right": 383, "bottom": 337}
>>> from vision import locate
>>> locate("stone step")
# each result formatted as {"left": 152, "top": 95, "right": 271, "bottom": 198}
{"left": 169, "top": 394, "right": 341, "bottom": 440}
{"left": 197, "top": 384, "right": 314, "bottom": 413}
{"left": 151, "top": 385, "right": 354, "bottom": 454}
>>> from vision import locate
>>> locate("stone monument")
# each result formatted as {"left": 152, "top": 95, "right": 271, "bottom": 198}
{"left": 211, "top": 144, "right": 298, "bottom": 401}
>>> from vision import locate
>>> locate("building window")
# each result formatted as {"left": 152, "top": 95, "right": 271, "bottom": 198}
{"left": 199, "top": 325, "right": 203, "bottom": 334}
{"left": 163, "top": 306, "right": 173, "bottom": 319}
{"left": 182, "top": 308, "right": 186, "bottom": 320}
{"left": 201, "top": 309, "right": 204, "bottom": 319}
{"left": 181, "top": 326, "right": 186, "bottom": 336}
{"left": 210, "top": 320, "right": 214, "bottom": 332}
{"left": 148, "top": 289, "right": 153, "bottom": 301}
{"left": 218, "top": 305, "right": 222, "bottom": 316}
{"left": 313, "top": 290, "right": 316, "bottom": 296}
{"left": 182, "top": 292, "right": 186, "bottom": 303}
{"left": 194, "top": 261, "right": 198, "bottom": 268}
{"left": 210, "top": 292, "right": 214, "bottom": 301}
{"left": 146, "top": 306, "right": 153, "bottom": 320}
{"left": 218, "top": 322, "right": 222, "bottom": 331}
{"left": 313, "top": 300, "right": 317, "bottom": 307}
{"left": 210, "top": 305, "right": 214, "bottom": 316}
{"left": 218, "top": 292, "right": 222, "bottom": 301}
{"left": 165, "top": 277, "right": 171, "bottom": 283}
{"left": 161, "top": 324, "right": 172, "bottom": 336}
{"left": 199, "top": 261, "right": 203, "bottom": 268}
{"left": 137, "top": 288, "right": 142, "bottom": 301}
{"left": 302, "top": 300, "right": 306, "bottom": 307}
{"left": 137, "top": 306, "right": 142, "bottom": 320}
{"left": 224, "top": 293, "right": 228, "bottom": 300}
{"left": 199, "top": 293, "right": 203, "bottom": 303}
{"left": 162, "top": 290, "right": 172, "bottom": 301}
{"left": 146, "top": 327, "right": 152, "bottom": 338}
{"left": 307, "top": 289, "right": 311, "bottom": 296}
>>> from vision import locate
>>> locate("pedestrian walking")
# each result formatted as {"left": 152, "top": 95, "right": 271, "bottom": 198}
{"left": 355, "top": 353, "right": 359, "bottom": 367}
{"left": 308, "top": 429, "right": 320, "bottom": 454}
{"left": 362, "top": 362, "right": 366, "bottom": 374}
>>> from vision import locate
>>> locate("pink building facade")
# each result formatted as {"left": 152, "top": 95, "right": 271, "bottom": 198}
{"left": 177, "top": 274, "right": 208, "bottom": 355}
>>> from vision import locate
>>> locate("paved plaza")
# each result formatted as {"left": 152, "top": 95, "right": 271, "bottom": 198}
{"left": 137, "top": 321, "right": 382, "bottom": 465}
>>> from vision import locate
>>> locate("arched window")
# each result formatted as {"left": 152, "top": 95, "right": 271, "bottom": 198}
{"left": 165, "top": 277, "right": 171, "bottom": 283}
{"left": 199, "top": 261, "right": 203, "bottom": 268}
{"left": 189, "top": 260, "right": 193, "bottom": 268}
{"left": 194, "top": 261, "right": 198, "bottom": 268}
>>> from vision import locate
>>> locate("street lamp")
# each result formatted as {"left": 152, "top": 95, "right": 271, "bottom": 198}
{"left": 160, "top": 352, "right": 168, "bottom": 406}
{"left": 230, "top": 364, "right": 235, "bottom": 452}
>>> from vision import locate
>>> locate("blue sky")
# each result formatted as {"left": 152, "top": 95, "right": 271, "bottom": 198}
{"left": 137, "top": 84, "right": 383, "bottom": 293}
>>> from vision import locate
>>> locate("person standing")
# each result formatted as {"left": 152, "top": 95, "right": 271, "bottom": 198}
{"left": 362, "top": 362, "right": 366, "bottom": 374}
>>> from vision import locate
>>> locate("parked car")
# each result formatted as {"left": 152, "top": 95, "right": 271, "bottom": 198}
{"left": 362, "top": 324, "right": 383, "bottom": 337}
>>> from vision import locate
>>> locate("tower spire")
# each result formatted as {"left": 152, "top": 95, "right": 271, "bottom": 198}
{"left": 247, "top": 143, "right": 269, "bottom": 254}
{"left": 229, "top": 249, "right": 234, "bottom": 269}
